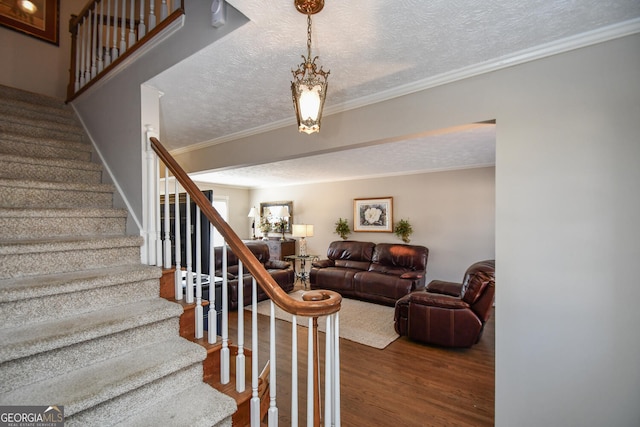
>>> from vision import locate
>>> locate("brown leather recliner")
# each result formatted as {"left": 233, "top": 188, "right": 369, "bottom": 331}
{"left": 394, "top": 260, "right": 495, "bottom": 347}
{"left": 213, "top": 241, "right": 295, "bottom": 310}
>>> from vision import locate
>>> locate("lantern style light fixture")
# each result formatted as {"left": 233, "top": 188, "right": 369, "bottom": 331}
{"left": 291, "top": 0, "right": 330, "bottom": 134}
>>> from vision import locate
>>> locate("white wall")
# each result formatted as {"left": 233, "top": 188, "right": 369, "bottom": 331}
{"left": 174, "top": 34, "right": 640, "bottom": 425}
{"left": 249, "top": 167, "right": 495, "bottom": 283}
{"left": 0, "top": 0, "right": 86, "bottom": 99}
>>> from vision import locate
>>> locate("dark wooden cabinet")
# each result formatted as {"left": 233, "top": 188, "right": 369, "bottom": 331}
{"left": 266, "top": 238, "right": 295, "bottom": 261}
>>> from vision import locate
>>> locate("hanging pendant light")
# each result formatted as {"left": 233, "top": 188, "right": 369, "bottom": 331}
{"left": 291, "top": 0, "right": 330, "bottom": 134}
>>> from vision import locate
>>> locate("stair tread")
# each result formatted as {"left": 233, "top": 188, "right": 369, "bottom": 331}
{"left": 0, "top": 337, "right": 207, "bottom": 417}
{"left": 0, "top": 152, "right": 102, "bottom": 171}
{"left": 113, "top": 382, "right": 236, "bottom": 427}
{"left": 0, "top": 177, "right": 114, "bottom": 192}
{"left": 0, "top": 131, "right": 92, "bottom": 152}
{"left": 0, "top": 110, "right": 84, "bottom": 135}
{"left": 0, "top": 264, "right": 161, "bottom": 303}
{"left": 0, "top": 298, "right": 183, "bottom": 363}
{"left": 0, "top": 207, "right": 127, "bottom": 218}
{"left": 0, "top": 234, "right": 143, "bottom": 255}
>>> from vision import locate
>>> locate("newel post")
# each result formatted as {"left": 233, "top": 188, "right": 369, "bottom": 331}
{"left": 143, "top": 125, "right": 160, "bottom": 265}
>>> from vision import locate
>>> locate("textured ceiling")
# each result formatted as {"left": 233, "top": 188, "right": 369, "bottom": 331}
{"left": 147, "top": 0, "right": 640, "bottom": 188}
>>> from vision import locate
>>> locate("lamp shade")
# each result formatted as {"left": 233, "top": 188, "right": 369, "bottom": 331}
{"left": 292, "top": 224, "right": 314, "bottom": 238}
{"left": 247, "top": 207, "right": 257, "bottom": 218}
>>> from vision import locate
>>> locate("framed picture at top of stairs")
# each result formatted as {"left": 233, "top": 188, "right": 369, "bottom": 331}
{"left": 0, "top": 0, "right": 60, "bottom": 45}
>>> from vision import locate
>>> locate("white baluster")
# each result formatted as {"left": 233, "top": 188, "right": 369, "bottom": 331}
{"left": 86, "top": 11, "right": 92, "bottom": 82}
{"left": 173, "top": 180, "right": 182, "bottom": 300}
{"left": 119, "top": 0, "right": 126, "bottom": 53}
{"left": 160, "top": 0, "right": 168, "bottom": 20}
{"left": 185, "top": 193, "right": 193, "bottom": 304}
{"left": 97, "top": 0, "right": 104, "bottom": 73}
{"left": 291, "top": 316, "right": 299, "bottom": 427}
{"left": 220, "top": 244, "right": 230, "bottom": 384}
{"left": 333, "top": 313, "right": 341, "bottom": 426}
{"left": 148, "top": 0, "right": 156, "bottom": 31}
{"left": 104, "top": 0, "right": 111, "bottom": 66}
{"left": 128, "top": 0, "right": 135, "bottom": 47}
{"left": 195, "top": 207, "right": 203, "bottom": 339}
{"left": 306, "top": 317, "right": 314, "bottom": 427}
{"left": 236, "top": 261, "right": 245, "bottom": 393}
{"left": 250, "top": 277, "right": 260, "bottom": 425}
{"left": 324, "top": 315, "right": 333, "bottom": 426}
{"left": 163, "top": 169, "right": 171, "bottom": 268}
{"left": 138, "top": 0, "right": 146, "bottom": 39}
{"left": 74, "top": 21, "right": 81, "bottom": 91}
{"left": 112, "top": 0, "right": 119, "bottom": 59}
{"left": 208, "top": 222, "right": 216, "bottom": 343}
{"left": 80, "top": 19, "right": 86, "bottom": 86}
{"left": 90, "top": 8, "right": 97, "bottom": 79}
{"left": 268, "top": 301, "right": 279, "bottom": 426}
{"left": 154, "top": 147, "right": 162, "bottom": 267}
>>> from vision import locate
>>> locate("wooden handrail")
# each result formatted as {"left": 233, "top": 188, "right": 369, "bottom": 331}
{"left": 149, "top": 137, "right": 342, "bottom": 317}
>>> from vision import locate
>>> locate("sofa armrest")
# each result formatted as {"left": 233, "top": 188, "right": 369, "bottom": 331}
{"left": 400, "top": 271, "right": 424, "bottom": 280}
{"left": 426, "top": 280, "right": 462, "bottom": 297}
{"left": 265, "top": 260, "right": 291, "bottom": 270}
{"left": 312, "top": 259, "right": 334, "bottom": 268}
{"left": 407, "top": 291, "right": 469, "bottom": 310}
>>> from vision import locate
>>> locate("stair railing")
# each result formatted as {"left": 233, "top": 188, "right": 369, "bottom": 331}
{"left": 146, "top": 133, "right": 342, "bottom": 427}
{"left": 67, "top": 0, "right": 185, "bottom": 102}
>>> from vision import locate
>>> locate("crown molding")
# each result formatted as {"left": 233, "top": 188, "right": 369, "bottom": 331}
{"left": 171, "top": 17, "right": 640, "bottom": 156}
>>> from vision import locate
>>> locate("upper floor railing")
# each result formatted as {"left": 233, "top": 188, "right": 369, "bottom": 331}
{"left": 67, "top": 0, "right": 184, "bottom": 102}
{"left": 146, "top": 131, "right": 342, "bottom": 426}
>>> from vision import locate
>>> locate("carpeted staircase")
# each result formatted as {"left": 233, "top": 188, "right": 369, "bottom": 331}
{"left": 0, "top": 85, "right": 236, "bottom": 426}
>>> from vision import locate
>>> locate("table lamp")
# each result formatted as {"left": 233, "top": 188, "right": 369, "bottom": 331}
{"left": 292, "top": 224, "right": 314, "bottom": 256}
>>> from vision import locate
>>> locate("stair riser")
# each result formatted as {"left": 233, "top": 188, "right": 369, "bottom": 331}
{"left": 67, "top": 364, "right": 206, "bottom": 425}
{"left": 1, "top": 279, "right": 161, "bottom": 328}
{"left": 0, "top": 186, "right": 113, "bottom": 209}
{"left": 0, "top": 135, "right": 91, "bottom": 162}
{"left": 0, "top": 119, "right": 84, "bottom": 143}
{"left": 0, "top": 160, "right": 102, "bottom": 184}
{"left": 0, "top": 246, "right": 142, "bottom": 279}
{"left": 0, "top": 215, "right": 125, "bottom": 240}
{"left": 0, "top": 318, "right": 180, "bottom": 393}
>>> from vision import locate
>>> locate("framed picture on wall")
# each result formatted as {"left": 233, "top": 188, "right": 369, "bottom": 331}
{"left": 353, "top": 197, "right": 393, "bottom": 232}
{"left": 0, "top": 0, "right": 59, "bottom": 45}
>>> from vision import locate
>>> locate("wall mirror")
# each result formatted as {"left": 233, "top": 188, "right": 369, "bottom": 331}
{"left": 260, "top": 201, "right": 293, "bottom": 233}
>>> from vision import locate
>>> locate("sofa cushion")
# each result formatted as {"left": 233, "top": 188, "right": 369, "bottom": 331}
{"left": 327, "top": 240, "right": 375, "bottom": 263}
{"left": 461, "top": 260, "right": 495, "bottom": 305}
{"left": 334, "top": 259, "right": 371, "bottom": 271}
{"left": 369, "top": 243, "right": 428, "bottom": 274}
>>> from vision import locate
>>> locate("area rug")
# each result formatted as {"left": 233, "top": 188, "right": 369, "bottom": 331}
{"left": 246, "top": 290, "right": 399, "bottom": 349}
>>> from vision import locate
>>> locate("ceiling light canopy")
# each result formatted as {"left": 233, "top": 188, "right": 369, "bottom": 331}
{"left": 291, "top": 0, "right": 330, "bottom": 135}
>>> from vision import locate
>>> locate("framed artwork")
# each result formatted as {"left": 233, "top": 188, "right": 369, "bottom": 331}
{"left": 353, "top": 197, "right": 393, "bottom": 232}
{"left": 0, "top": 0, "right": 59, "bottom": 45}
{"left": 260, "top": 201, "right": 293, "bottom": 233}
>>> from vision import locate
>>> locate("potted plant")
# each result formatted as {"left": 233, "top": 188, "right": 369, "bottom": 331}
{"left": 259, "top": 217, "right": 272, "bottom": 240}
{"left": 394, "top": 218, "right": 413, "bottom": 243}
{"left": 334, "top": 218, "right": 351, "bottom": 240}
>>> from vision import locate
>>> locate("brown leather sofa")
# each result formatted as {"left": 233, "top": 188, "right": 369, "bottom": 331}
{"left": 309, "top": 240, "right": 429, "bottom": 306}
{"left": 213, "top": 241, "right": 295, "bottom": 310}
{"left": 394, "top": 260, "right": 495, "bottom": 347}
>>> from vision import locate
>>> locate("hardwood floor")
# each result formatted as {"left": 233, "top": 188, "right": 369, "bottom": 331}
{"left": 228, "top": 306, "right": 494, "bottom": 427}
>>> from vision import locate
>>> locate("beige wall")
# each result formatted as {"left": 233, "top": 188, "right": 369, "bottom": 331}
{"left": 249, "top": 167, "right": 495, "bottom": 283}
{"left": 0, "top": 0, "right": 86, "bottom": 99}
